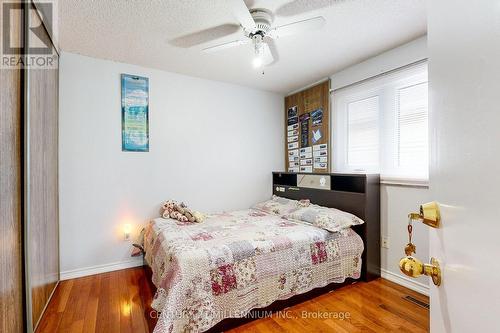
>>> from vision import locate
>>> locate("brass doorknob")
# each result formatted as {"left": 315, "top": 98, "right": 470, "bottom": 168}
{"left": 400, "top": 256, "right": 442, "bottom": 286}
{"left": 408, "top": 201, "right": 441, "bottom": 228}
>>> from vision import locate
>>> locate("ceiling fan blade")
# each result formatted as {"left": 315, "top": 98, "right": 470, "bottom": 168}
{"left": 271, "top": 16, "right": 325, "bottom": 39}
{"left": 202, "top": 38, "right": 250, "bottom": 53}
{"left": 230, "top": 0, "right": 256, "bottom": 32}
{"left": 262, "top": 43, "right": 274, "bottom": 66}
{"left": 169, "top": 24, "right": 241, "bottom": 48}
{"left": 276, "top": 0, "right": 339, "bottom": 17}
{"left": 263, "top": 38, "right": 279, "bottom": 66}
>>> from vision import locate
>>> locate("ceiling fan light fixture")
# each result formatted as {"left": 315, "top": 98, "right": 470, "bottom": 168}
{"left": 252, "top": 34, "right": 265, "bottom": 68}
{"left": 252, "top": 56, "right": 263, "bottom": 68}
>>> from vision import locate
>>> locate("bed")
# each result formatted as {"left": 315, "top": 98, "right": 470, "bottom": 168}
{"left": 143, "top": 172, "right": 380, "bottom": 333}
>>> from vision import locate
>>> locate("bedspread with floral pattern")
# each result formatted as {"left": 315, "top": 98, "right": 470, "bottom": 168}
{"left": 144, "top": 209, "right": 363, "bottom": 333}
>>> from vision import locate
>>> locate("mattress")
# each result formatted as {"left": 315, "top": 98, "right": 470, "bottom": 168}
{"left": 144, "top": 209, "right": 364, "bottom": 333}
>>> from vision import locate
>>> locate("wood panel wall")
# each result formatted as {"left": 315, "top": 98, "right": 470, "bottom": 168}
{"left": 284, "top": 80, "right": 331, "bottom": 173}
{"left": 27, "top": 4, "right": 60, "bottom": 330}
{"left": 0, "top": 2, "right": 24, "bottom": 332}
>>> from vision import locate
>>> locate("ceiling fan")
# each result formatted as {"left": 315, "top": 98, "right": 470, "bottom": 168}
{"left": 171, "top": 0, "right": 328, "bottom": 68}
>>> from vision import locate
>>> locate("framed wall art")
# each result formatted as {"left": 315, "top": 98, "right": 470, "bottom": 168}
{"left": 121, "top": 74, "right": 149, "bottom": 152}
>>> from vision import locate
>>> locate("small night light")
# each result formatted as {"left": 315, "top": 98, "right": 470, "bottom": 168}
{"left": 123, "top": 223, "right": 132, "bottom": 241}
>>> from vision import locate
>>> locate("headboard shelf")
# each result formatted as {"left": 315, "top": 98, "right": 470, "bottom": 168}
{"left": 272, "top": 172, "right": 381, "bottom": 282}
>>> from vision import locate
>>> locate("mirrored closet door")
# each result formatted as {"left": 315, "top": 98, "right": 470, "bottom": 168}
{"left": 25, "top": 1, "right": 60, "bottom": 330}
{"left": 0, "top": 1, "right": 60, "bottom": 332}
{"left": 0, "top": 1, "right": 24, "bottom": 331}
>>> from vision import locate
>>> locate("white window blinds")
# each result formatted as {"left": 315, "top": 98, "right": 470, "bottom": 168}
{"left": 396, "top": 82, "right": 428, "bottom": 173}
{"left": 347, "top": 96, "right": 379, "bottom": 167}
{"left": 333, "top": 63, "right": 428, "bottom": 181}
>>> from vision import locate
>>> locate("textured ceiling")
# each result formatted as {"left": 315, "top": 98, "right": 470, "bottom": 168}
{"left": 58, "top": 0, "right": 426, "bottom": 93}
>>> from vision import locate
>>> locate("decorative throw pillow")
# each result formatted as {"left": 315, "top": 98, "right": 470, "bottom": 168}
{"left": 285, "top": 204, "right": 364, "bottom": 232}
{"left": 252, "top": 195, "right": 310, "bottom": 216}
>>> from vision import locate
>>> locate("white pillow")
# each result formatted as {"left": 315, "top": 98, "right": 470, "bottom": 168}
{"left": 285, "top": 204, "right": 364, "bottom": 232}
{"left": 252, "top": 195, "right": 310, "bottom": 216}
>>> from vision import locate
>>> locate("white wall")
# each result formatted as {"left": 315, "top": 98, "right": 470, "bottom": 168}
{"left": 59, "top": 52, "right": 284, "bottom": 279}
{"left": 330, "top": 36, "right": 431, "bottom": 294}
{"left": 330, "top": 36, "right": 427, "bottom": 90}
{"left": 380, "top": 185, "right": 430, "bottom": 292}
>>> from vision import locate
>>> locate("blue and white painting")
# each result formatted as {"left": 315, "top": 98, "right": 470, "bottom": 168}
{"left": 121, "top": 74, "right": 149, "bottom": 152}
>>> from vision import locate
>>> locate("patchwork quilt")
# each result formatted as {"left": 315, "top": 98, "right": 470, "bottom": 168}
{"left": 144, "top": 209, "right": 364, "bottom": 333}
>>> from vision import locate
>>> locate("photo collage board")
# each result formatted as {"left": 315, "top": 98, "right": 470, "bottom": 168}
{"left": 285, "top": 80, "right": 330, "bottom": 173}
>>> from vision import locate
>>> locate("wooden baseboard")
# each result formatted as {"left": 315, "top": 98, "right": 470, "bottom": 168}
{"left": 381, "top": 268, "right": 429, "bottom": 296}
{"left": 60, "top": 258, "right": 144, "bottom": 280}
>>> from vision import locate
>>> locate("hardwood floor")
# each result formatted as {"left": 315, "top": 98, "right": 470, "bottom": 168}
{"left": 37, "top": 267, "right": 429, "bottom": 333}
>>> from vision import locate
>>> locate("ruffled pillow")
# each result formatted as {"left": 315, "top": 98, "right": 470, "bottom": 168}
{"left": 252, "top": 195, "right": 310, "bottom": 216}
{"left": 285, "top": 204, "right": 364, "bottom": 232}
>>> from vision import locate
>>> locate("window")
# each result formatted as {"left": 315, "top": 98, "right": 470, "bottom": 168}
{"left": 333, "top": 63, "right": 428, "bottom": 181}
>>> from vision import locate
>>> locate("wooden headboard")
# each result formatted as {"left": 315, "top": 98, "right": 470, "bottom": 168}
{"left": 272, "top": 172, "right": 381, "bottom": 282}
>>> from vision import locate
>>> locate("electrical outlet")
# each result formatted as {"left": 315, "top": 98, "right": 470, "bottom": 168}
{"left": 381, "top": 236, "right": 389, "bottom": 249}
